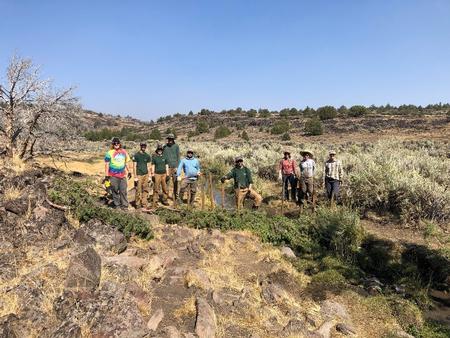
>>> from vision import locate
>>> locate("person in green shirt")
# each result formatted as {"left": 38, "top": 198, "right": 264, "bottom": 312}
{"left": 221, "top": 156, "right": 262, "bottom": 210}
{"left": 151, "top": 144, "right": 170, "bottom": 207}
{"left": 132, "top": 142, "right": 152, "bottom": 209}
{"left": 162, "top": 133, "right": 180, "bottom": 201}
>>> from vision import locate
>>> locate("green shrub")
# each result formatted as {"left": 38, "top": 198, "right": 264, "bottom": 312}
{"left": 317, "top": 105, "right": 337, "bottom": 120}
{"left": 307, "top": 269, "right": 349, "bottom": 298}
{"left": 214, "top": 126, "right": 232, "bottom": 139}
{"left": 196, "top": 121, "right": 209, "bottom": 134}
{"left": 349, "top": 105, "right": 368, "bottom": 117}
{"left": 311, "top": 207, "right": 364, "bottom": 261}
{"left": 241, "top": 130, "right": 250, "bottom": 141}
{"left": 157, "top": 208, "right": 316, "bottom": 253}
{"left": 270, "top": 120, "right": 290, "bottom": 135}
{"left": 281, "top": 132, "right": 291, "bottom": 141}
{"left": 407, "top": 320, "right": 450, "bottom": 338}
{"left": 149, "top": 128, "right": 162, "bottom": 140}
{"left": 48, "top": 177, "right": 153, "bottom": 239}
{"left": 304, "top": 118, "right": 323, "bottom": 135}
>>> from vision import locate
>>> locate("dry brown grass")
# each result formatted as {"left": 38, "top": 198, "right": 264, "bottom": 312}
{"left": 173, "top": 295, "right": 196, "bottom": 319}
{"left": 3, "top": 185, "right": 23, "bottom": 201}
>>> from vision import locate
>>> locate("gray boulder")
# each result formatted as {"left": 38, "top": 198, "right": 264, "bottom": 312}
{"left": 65, "top": 247, "right": 101, "bottom": 290}
{"left": 79, "top": 220, "right": 127, "bottom": 254}
{"left": 195, "top": 298, "right": 216, "bottom": 338}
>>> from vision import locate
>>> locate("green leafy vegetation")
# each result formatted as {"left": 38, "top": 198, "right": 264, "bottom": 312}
{"left": 304, "top": 118, "right": 323, "bottom": 135}
{"left": 281, "top": 132, "right": 291, "bottom": 141}
{"left": 214, "top": 126, "right": 232, "bottom": 139}
{"left": 317, "top": 105, "right": 337, "bottom": 120}
{"left": 149, "top": 128, "right": 162, "bottom": 140}
{"left": 270, "top": 120, "right": 290, "bottom": 135}
{"left": 195, "top": 120, "right": 209, "bottom": 134}
{"left": 241, "top": 130, "right": 249, "bottom": 141}
{"left": 48, "top": 177, "right": 153, "bottom": 239}
{"left": 349, "top": 105, "right": 368, "bottom": 117}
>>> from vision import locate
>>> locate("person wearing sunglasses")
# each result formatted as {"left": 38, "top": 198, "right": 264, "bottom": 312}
{"left": 104, "top": 137, "right": 132, "bottom": 209}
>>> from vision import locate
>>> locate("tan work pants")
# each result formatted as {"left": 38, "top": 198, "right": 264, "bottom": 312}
{"left": 135, "top": 174, "right": 150, "bottom": 208}
{"left": 235, "top": 187, "right": 262, "bottom": 210}
{"left": 153, "top": 174, "right": 168, "bottom": 206}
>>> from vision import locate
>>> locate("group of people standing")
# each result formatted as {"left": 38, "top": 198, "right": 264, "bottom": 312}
{"left": 103, "top": 134, "right": 343, "bottom": 211}
{"left": 279, "top": 149, "right": 344, "bottom": 206}
{"left": 104, "top": 134, "right": 200, "bottom": 210}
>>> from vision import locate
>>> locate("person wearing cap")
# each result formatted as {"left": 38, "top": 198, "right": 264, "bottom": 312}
{"left": 298, "top": 150, "right": 316, "bottom": 206}
{"left": 163, "top": 133, "right": 180, "bottom": 201}
{"left": 177, "top": 148, "right": 201, "bottom": 205}
{"left": 132, "top": 142, "right": 152, "bottom": 209}
{"left": 278, "top": 150, "right": 298, "bottom": 201}
{"left": 151, "top": 144, "right": 170, "bottom": 207}
{"left": 324, "top": 150, "right": 344, "bottom": 203}
{"left": 221, "top": 157, "right": 262, "bottom": 210}
{"left": 104, "top": 137, "right": 132, "bottom": 209}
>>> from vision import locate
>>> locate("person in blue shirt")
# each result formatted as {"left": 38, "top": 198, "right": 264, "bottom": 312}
{"left": 176, "top": 148, "right": 201, "bottom": 205}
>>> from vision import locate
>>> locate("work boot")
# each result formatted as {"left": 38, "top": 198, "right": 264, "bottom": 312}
{"left": 252, "top": 205, "right": 259, "bottom": 210}
{"left": 162, "top": 200, "right": 170, "bottom": 206}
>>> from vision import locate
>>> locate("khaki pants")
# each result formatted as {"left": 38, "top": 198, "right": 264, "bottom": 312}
{"left": 179, "top": 179, "right": 198, "bottom": 205}
{"left": 167, "top": 167, "right": 178, "bottom": 199}
{"left": 235, "top": 187, "right": 262, "bottom": 210}
{"left": 153, "top": 174, "right": 168, "bottom": 206}
{"left": 299, "top": 176, "right": 314, "bottom": 205}
{"left": 135, "top": 174, "right": 149, "bottom": 208}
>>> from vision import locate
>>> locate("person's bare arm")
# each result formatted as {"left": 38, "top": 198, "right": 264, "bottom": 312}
{"left": 105, "top": 162, "right": 110, "bottom": 177}
{"left": 165, "top": 164, "right": 169, "bottom": 176}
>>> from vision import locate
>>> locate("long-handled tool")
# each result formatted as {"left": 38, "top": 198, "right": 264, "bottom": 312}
{"left": 208, "top": 173, "right": 215, "bottom": 209}
{"left": 221, "top": 182, "right": 225, "bottom": 209}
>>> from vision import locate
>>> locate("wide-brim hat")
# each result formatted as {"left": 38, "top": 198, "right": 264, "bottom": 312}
{"left": 328, "top": 150, "right": 337, "bottom": 155}
{"left": 300, "top": 150, "right": 313, "bottom": 158}
{"left": 166, "top": 133, "right": 175, "bottom": 139}
{"left": 156, "top": 144, "right": 164, "bottom": 151}
{"left": 186, "top": 148, "right": 194, "bottom": 154}
{"left": 235, "top": 156, "right": 243, "bottom": 162}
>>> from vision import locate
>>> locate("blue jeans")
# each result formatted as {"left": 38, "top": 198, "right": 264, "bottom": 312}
{"left": 325, "top": 177, "right": 340, "bottom": 202}
{"left": 282, "top": 174, "right": 297, "bottom": 201}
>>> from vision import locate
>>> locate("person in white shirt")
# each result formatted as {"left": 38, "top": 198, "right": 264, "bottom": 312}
{"left": 298, "top": 150, "right": 315, "bottom": 206}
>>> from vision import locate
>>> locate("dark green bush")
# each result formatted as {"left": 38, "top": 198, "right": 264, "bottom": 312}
{"left": 349, "top": 105, "right": 368, "bottom": 117}
{"left": 241, "top": 130, "right": 250, "bottom": 141}
{"left": 304, "top": 118, "right": 323, "bottom": 135}
{"left": 281, "top": 132, "right": 291, "bottom": 141}
{"left": 317, "top": 105, "right": 337, "bottom": 120}
{"left": 214, "top": 126, "right": 232, "bottom": 139}
{"left": 196, "top": 121, "right": 209, "bottom": 134}
{"left": 149, "top": 128, "right": 162, "bottom": 140}
{"left": 270, "top": 120, "right": 290, "bottom": 135}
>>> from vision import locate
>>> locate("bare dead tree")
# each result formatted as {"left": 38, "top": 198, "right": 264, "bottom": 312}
{"left": 0, "top": 54, "right": 78, "bottom": 159}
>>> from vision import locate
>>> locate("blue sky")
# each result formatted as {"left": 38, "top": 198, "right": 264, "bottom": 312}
{"left": 1, "top": 0, "right": 450, "bottom": 120}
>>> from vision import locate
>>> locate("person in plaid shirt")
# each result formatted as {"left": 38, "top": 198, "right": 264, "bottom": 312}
{"left": 323, "top": 150, "right": 344, "bottom": 203}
